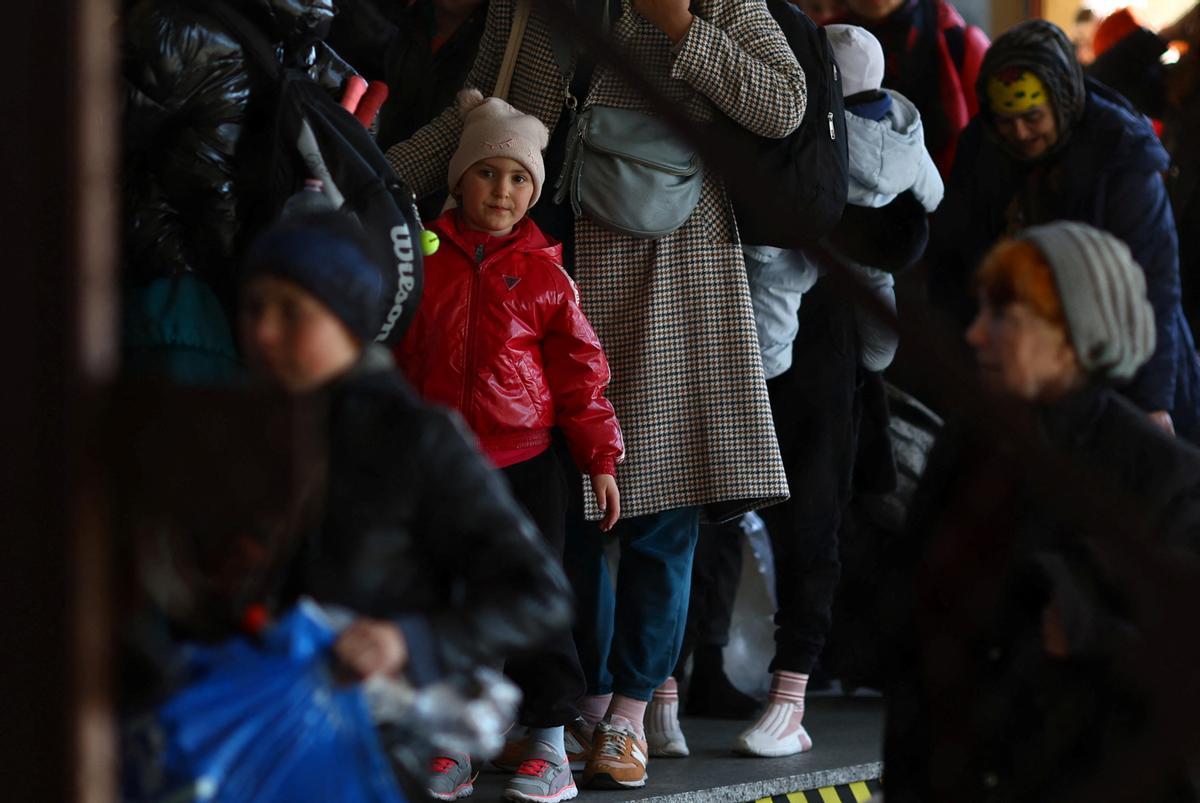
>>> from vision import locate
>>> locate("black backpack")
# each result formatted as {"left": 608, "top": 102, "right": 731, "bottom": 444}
{"left": 719, "top": 0, "right": 849, "bottom": 249}
{"left": 195, "top": 0, "right": 423, "bottom": 344}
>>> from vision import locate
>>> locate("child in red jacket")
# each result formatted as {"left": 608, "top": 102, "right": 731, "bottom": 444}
{"left": 395, "top": 90, "right": 623, "bottom": 803}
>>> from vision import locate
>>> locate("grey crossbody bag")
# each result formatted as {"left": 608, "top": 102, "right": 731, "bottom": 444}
{"left": 500, "top": 0, "right": 702, "bottom": 240}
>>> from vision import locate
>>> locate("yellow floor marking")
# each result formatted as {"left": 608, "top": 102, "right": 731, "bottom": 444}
{"left": 849, "top": 781, "right": 873, "bottom": 802}
{"left": 786, "top": 792, "right": 809, "bottom": 803}
{"left": 818, "top": 787, "right": 842, "bottom": 803}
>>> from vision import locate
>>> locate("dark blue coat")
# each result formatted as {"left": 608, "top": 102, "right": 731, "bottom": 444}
{"left": 929, "top": 79, "right": 1200, "bottom": 441}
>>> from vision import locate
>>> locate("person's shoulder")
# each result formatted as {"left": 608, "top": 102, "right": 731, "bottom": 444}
{"left": 1094, "top": 392, "right": 1200, "bottom": 483}
{"left": 934, "top": 0, "right": 969, "bottom": 30}
{"left": 1076, "top": 81, "right": 1170, "bottom": 173}
{"left": 124, "top": 0, "right": 243, "bottom": 65}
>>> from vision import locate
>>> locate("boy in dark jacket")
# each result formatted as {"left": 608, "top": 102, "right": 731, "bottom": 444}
{"left": 238, "top": 212, "right": 573, "bottom": 780}
{"left": 123, "top": 0, "right": 357, "bottom": 380}
{"left": 396, "top": 90, "right": 624, "bottom": 802}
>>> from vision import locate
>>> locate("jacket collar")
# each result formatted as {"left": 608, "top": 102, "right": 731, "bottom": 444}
{"left": 432, "top": 209, "right": 564, "bottom": 266}
{"left": 1036, "top": 381, "right": 1110, "bottom": 447}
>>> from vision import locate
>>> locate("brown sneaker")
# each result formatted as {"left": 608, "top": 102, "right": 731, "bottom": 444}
{"left": 581, "top": 719, "right": 649, "bottom": 789}
{"left": 564, "top": 718, "right": 595, "bottom": 770}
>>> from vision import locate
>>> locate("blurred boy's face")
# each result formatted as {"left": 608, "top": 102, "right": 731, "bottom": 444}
{"left": 966, "top": 298, "right": 1080, "bottom": 401}
{"left": 455, "top": 157, "right": 535, "bottom": 236}
{"left": 239, "top": 276, "right": 361, "bottom": 393}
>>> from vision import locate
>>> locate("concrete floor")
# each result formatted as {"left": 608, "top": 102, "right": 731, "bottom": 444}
{"left": 473, "top": 696, "right": 883, "bottom": 803}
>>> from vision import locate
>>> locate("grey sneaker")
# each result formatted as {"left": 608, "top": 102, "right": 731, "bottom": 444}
{"left": 503, "top": 741, "right": 578, "bottom": 803}
{"left": 427, "top": 752, "right": 477, "bottom": 800}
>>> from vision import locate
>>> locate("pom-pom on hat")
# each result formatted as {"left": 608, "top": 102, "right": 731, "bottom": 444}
{"left": 825, "top": 25, "right": 885, "bottom": 97}
{"left": 447, "top": 90, "right": 550, "bottom": 207}
{"left": 1018, "top": 221, "right": 1156, "bottom": 381}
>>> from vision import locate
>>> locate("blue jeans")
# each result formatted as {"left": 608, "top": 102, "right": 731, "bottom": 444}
{"left": 564, "top": 506, "right": 701, "bottom": 702}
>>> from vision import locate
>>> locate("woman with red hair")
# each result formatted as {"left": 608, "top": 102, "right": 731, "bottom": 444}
{"left": 881, "top": 221, "right": 1200, "bottom": 803}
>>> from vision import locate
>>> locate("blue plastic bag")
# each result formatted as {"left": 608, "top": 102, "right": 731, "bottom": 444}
{"left": 124, "top": 601, "right": 406, "bottom": 803}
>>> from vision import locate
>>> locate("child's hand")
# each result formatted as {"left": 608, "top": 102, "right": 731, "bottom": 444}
{"left": 334, "top": 619, "right": 408, "bottom": 680}
{"left": 591, "top": 473, "right": 621, "bottom": 532}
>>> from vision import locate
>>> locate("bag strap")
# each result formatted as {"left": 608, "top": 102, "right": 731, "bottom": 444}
{"left": 494, "top": 0, "right": 533, "bottom": 100}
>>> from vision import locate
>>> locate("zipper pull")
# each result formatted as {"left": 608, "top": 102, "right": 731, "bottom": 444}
{"left": 474, "top": 244, "right": 485, "bottom": 264}
{"left": 833, "top": 62, "right": 839, "bottom": 83}
{"left": 828, "top": 111, "right": 835, "bottom": 141}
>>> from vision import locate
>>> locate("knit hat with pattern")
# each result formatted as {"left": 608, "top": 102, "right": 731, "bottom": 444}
{"left": 447, "top": 90, "right": 549, "bottom": 207}
{"left": 977, "top": 19, "right": 1086, "bottom": 159}
{"left": 1019, "top": 221, "right": 1155, "bottom": 381}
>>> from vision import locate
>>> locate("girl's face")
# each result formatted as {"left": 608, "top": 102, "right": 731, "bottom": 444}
{"left": 239, "top": 276, "right": 360, "bottom": 393}
{"left": 455, "top": 157, "right": 535, "bottom": 236}
{"left": 966, "top": 298, "right": 1081, "bottom": 401}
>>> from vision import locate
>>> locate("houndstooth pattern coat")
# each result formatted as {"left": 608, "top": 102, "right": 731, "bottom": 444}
{"left": 387, "top": 0, "right": 805, "bottom": 522}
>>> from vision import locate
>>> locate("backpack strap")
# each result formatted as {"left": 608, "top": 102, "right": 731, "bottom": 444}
{"left": 943, "top": 25, "right": 967, "bottom": 73}
{"left": 495, "top": 0, "right": 533, "bottom": 100}
{"left": 193, "top": 0, "right": 284, "bottom": 82}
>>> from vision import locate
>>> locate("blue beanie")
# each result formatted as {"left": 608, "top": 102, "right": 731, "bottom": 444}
{"left": 242, "top": 212, "right": 385, "bottom": 341}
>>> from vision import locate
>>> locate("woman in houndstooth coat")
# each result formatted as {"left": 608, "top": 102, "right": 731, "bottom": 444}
{"left": 387, "top": 0, "right": 804, "bottom": 524}
{"left": 387, "top": 0, "right": 805, "bottom": 778}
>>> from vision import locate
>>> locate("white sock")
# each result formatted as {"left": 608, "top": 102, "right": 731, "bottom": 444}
{"left": 526, "top": 726, "right": 566, "bottom": 760}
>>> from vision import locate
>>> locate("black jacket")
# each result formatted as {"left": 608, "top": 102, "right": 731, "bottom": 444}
{"left": 929, "top": 80, "right": 1200, "bottom": 440}
{"left": 282, "top": 347, "right": 573, "bottom": 682}
{"left": 122, "top": 0, "right": 356, "bottom": 303}
{"left": 881, "top": 385, "right": 1200, "bottom": 803}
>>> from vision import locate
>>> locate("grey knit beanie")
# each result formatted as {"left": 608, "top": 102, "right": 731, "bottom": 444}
{"left": 1018, "top": 222, "right": 1155, "bottom": 381}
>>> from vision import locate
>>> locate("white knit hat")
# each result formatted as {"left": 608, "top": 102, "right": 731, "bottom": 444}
{"left": 825, "top": 24, "right": 885, "bottom": 98}
{"left": 447, "top": 90, "right": 550, "bottom": 207}
{"left": 1019, "top": 221, "right": 1156, "bottom": 381}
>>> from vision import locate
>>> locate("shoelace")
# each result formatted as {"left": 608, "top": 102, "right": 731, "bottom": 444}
{"left": 515, "top": 759, "right": 551, "bottom": 777}
{"left": 597, "top": 727, "right": 629, "bottom": 758}
{"left": 430, "top": 757, "right": 457, "bottom": 774}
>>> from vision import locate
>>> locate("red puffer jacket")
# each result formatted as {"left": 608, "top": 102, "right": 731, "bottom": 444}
{"left": 395, "top": 210, "right": 623, "bottom": 476}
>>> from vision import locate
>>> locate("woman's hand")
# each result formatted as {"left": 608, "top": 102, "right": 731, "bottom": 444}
{"left": 334, "top": 619, "right": 408, "bottom": 680}
{"left": 591, "top": 473, "right": 621, "bottom": 532}
{"left": 634, "top": 0, "right": 694, "bottom": 44}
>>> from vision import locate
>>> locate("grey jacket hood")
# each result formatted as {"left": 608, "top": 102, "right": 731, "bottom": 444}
{"left": 845, "top": 90, "right": 944, "bottom": 213}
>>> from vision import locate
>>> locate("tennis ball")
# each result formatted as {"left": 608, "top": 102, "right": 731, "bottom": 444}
{"left": 420, "top": 229, "right": 440, "bottom": 256}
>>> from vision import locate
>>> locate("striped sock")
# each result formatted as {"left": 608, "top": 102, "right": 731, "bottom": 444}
{"left": 767, "top": 670, "right": 808, "bottom": 711}
{"left": 735, "top": 671, "right": 812, "bottom": 757}
{"left": 646, "top": 677, "right": 689, "bottom": 756}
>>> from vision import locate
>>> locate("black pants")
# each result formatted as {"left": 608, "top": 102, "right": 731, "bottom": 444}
{"left": 501, "top": 448, "right": 587, "bottom": 727}
{"left": 761, "top": 283, "right": 859, "bottom": 675}
{"left": 672, "top": 519, "right": 744, "bottom": 677}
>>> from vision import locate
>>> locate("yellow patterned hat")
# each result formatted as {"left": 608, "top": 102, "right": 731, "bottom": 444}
{"left": 986, "top": 67, "right": 1050, "bottom": 114}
